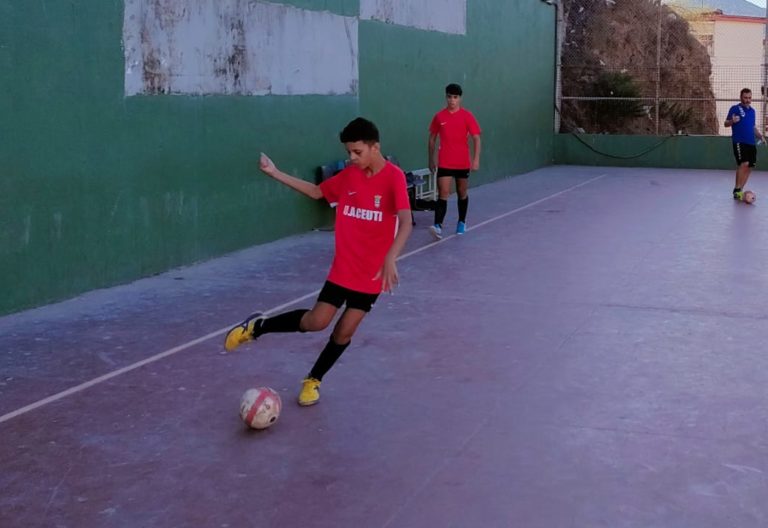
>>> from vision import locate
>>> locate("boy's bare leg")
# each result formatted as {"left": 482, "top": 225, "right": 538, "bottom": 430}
{"left": 300, "top": 302, "right": 338, "bottom": 332}
{"left": 430, "top": 177, "right": 454, "bottom": 240}
{"left": 331, "top": 308, "right": 367, "bottom": 344}
{"left": 224, "top": 301, "right": 337, "bottom": 352}
{"left": 300, "top": 308, "right": 368, "bottom": 406}
{"left": 456, "top": 177, "right": 469, "bottom": 233}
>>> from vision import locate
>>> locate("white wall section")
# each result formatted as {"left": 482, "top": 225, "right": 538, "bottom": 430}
{"left": 360, "top": 0, "right": 466, "bottom": 35}
{"left": 124, "top": 0, "right": 359, "bottom": 96}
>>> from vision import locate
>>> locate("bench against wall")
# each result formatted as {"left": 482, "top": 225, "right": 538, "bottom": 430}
{"left": 405, "top": 168, "right": 436, "bottom": 203}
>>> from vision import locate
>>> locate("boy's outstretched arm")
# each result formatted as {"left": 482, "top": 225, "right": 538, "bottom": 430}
{"left": 375, "top": 209, "right": 413, "bottom": 292}
{"left": 260, "top": 153, "right": 323, "bottom": 200}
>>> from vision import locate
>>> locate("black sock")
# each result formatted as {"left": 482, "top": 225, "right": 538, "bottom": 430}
{"left": 434, "top": 199, "right": 447, "bottom": 226}
{"left": 257, "top": 309, "right": 309, "bottom": 336}
{"left": 458, "top": 196, "right": 469, "bottom": 222}
{"left": 308, "top": 337, "right": 350, "bottom": 381}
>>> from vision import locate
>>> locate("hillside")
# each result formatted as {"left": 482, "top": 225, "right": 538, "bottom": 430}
{"left": 560, "top": 0, "right": 719, "bottom": 135}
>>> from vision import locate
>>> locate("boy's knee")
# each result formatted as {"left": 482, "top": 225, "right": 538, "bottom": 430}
{"left": 301, "top": 313, "right": 332, "bottom": 332}
{"left": 331, "top": 329, "right": 353, "bottom": 344}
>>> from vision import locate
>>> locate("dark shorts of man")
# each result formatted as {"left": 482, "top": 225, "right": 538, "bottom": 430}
{"left": 437, "top": 167, "right": 470, "bottom": 179}
{"left": 733, "top": 142, "right": 757, "bottom": 168}
{"left": 317, "top": 281, "right": 379, "bottom": 312}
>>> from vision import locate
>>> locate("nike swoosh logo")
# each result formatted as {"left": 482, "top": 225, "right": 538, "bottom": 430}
{"left": 348, "top": 191, "right": 357, "bottom": 195}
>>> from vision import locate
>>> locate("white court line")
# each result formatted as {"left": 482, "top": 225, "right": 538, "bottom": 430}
{"left": 0, "top": 173, "right": 606, "bottom": 426}
{"left": 397, "top": 173, "right": 607, "bottom": 260}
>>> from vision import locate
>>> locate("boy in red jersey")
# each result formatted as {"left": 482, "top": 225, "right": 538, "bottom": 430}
{"left": 224, "top": 118, "right": 412, "bottom": 406}
{"left": 427, "top": 83, "right": 482, "bottom": 238}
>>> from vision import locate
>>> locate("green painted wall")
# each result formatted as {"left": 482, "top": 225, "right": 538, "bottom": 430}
{"left": 555, "top": 134, "right": 739, "bottom": 170}
{"left": 0, "top": 0, "right": 555, "bottom": 315}
{"left": 360, "top": 1, "right": 556, "bottom": 184}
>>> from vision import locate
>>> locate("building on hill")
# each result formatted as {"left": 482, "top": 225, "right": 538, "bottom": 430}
{"left": 665, "top": 0, "right": 763, "bottom": 18}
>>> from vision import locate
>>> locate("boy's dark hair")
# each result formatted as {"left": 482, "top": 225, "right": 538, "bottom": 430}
{"left": 446, "top": 83, "right": 463, "bottom": 96}
{"left": 741, "top": 88, "right": 752, "bottom": 96}
{"left": 339, "top": 117, "right": 380, "bottom": 144}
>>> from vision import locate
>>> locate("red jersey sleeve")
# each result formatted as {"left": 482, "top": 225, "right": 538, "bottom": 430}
{"left": 391, "top": 166, "right": 411, "bottom": 211}
{"left": 429, "top": 112, "right": 441, "bottom": 135}
{"left": 466, "top": 111, "right": 481, "bottom": 135}
{"left": 319, "top": 168, "right": 347, "bottom": 205}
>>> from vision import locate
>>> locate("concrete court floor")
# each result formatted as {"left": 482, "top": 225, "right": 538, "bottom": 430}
{"left": 1, "top": 165, "right": 767, "bottom": 528}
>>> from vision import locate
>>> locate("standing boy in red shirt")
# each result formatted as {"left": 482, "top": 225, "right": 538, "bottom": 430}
{"left": 224, "top": 118, "right": 412, "bottom": 406}
{"left": 427, "top": 83, "right": 482, "bottom": 238}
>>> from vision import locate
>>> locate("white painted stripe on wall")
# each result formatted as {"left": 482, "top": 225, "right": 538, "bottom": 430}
{"left": 124, "top": 0, "right": 358, "bottom": 96}
{"left": 360, "top": 0, "right": 466, "bottom": 35}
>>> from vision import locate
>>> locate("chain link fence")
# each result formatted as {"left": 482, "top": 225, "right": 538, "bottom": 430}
{"left": 557, "top": 0, "right": 768, "bottom": 136}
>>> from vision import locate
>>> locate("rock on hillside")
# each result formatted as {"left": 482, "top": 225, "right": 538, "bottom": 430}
{"left": 560, "top": 0, "right": 718, "bottom": 134}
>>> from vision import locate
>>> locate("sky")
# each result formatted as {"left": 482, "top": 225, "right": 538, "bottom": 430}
{"left": 748, "top": 0, "right": 766, "bottom": 7}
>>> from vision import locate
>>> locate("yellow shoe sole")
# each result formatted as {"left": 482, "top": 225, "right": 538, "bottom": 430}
{"left": 298, "top": 378, "right": 321, "bottom": 406}
{"left": 224, "top": 326, "right": 251, "bottom": 352}
{"left": 223, "top": 312, "right": 263, "bottom": 352}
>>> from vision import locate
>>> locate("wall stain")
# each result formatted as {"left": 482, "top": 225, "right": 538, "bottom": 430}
{"left": 140, "top": 27, "right": 167, "bottom": 94}
{"left": 126, "top": 0, "right": 358, "bottom": 96}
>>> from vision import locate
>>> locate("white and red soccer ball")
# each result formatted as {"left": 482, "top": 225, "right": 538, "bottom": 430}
{"left": 239, "top": 387, "right": 282, "bottom": 430}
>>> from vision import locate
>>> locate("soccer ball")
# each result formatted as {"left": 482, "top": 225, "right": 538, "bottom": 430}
{"left": 239, "top": 387, "right": 282, "bottom": 429}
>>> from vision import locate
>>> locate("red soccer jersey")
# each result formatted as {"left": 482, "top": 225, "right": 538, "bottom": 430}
{"left": 319, "top": 161, "right": 411, "bottom": 294}
{"left": 429, "top": 108, "right": 482, "bottom": 169}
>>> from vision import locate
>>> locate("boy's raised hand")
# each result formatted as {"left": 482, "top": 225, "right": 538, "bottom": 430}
{"left": 259, "top": 152, "right": 277, "bottom": 176}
